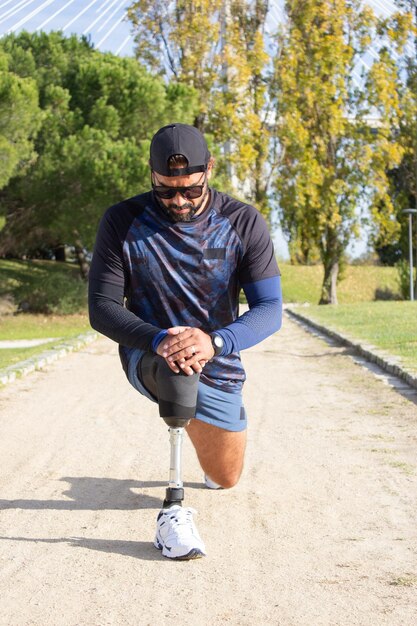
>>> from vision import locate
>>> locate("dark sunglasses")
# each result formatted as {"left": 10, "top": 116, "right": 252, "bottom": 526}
{"left": 152, "top": 175, "right": 206, "bottom": 200}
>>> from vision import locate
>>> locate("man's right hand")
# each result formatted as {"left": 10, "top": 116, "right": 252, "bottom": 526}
{"left": 156, "top": 327, "right": 209, "bottom": 375}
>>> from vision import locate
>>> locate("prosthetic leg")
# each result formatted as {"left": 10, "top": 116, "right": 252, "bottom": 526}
{"left": 162, "top": 417, "right": 191, "bottom": 508}
{"left": 156, "top": 415, "right": 206, "bottom": 559}
{"left": 137, "top": 353, "right": 199, "bottom": 509}
{"left": 137, "top": 355, "right": 205, "bottom": 557}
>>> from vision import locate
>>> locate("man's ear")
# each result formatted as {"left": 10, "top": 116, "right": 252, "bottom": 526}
{"left": 207, "top": 157, "right": 215, "bottom": 180}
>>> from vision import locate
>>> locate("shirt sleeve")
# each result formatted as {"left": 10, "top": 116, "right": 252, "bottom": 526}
{"left": 215, "top": 275, "right": 282, "bottom": 355}
{"left": 233, "top": 205, "right": 280, "bottom": 284}
{"left": 88, "top": 207, "right": 163, "bottom": 351}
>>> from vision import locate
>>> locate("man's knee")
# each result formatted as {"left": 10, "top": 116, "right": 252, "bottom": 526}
{"left": 207, "top": 465, "right": 243, "bottom": 489}
{"left": 152, "top": 355, "right": 200, "bottom": 419}
{"left": 154, "top": 355, "right": 200, "bottom": 394}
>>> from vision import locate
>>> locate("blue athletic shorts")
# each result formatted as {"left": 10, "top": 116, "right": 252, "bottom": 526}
{"left": 124, "top": 348, "right": 247, "bottom": 433}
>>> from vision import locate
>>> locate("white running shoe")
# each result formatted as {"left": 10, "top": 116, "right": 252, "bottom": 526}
{"left": 204, "top": 475, "right": 223, "bottom": 490}
{"left": 154, "top": 505, "right": 206, "bottom": 560}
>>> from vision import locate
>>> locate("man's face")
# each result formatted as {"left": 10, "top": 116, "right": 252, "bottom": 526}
{"left": 152, "top": 168, "right": 212, "bottom": 223}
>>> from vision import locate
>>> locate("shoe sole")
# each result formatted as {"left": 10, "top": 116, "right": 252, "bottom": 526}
{"left": 154, "top": 538, "right": 205, "bottom": 560}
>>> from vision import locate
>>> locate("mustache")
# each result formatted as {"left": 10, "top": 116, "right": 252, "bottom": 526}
{"left": 167, "top": 203, "right": 194, "bottom": 210}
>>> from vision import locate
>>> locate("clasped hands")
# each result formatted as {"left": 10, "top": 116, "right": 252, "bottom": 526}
{"left": 156, "top": 326, "right": 215, "bottom": 375}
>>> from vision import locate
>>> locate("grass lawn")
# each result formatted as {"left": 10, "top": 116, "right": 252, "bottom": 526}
{"left": 0, "top": 313, "right": 91, "bottom": 341}
{"left": 0, "top": 258, "right": 90, "bottom": 370}
{"left": 280, "top": 263, "right": 401, "bottom": 304}
{"left": 0, "top": 258, "right": 87, "bottom": 315}
{"left": 295, "top": 301, "right": 417, "bottom": 373}
{"left": 0, "top": 314, "right": 92, "bottom": 370}
{"left": 0, "top": 342, "right": 62, "bottom": 370}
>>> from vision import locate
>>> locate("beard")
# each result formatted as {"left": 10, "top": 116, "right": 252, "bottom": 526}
{"left": 165, "top": 202, "right": 198, "bottom": 222}
{"left": 157, "top": 187, "right": 210, "bottom": 223}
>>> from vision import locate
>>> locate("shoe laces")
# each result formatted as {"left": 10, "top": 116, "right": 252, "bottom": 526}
{"left": 165, "top": 507, "right": 197, "bottom": 537}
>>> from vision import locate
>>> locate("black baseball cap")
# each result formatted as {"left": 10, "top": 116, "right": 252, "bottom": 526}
{"left": 150, "top": 123, "right": 211, "bottom": 177}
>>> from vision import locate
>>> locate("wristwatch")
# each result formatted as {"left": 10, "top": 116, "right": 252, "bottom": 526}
{"left": 210, "top": 333, "right": 224, "bottom": 356}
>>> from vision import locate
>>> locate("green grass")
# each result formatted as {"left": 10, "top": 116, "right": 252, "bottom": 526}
{"left": 0, "top": 343, "right": 61, "bottom": 369}
{"left": 0, "top": 258, "right": 87, "bottom": 315}
{"left": 0, "top": 313, "right": 92, "bottom": 369}
{"left": 0, "top": 257, "right": 78, "bottom": 291}
{"left": 297, "top": 301, "right": 417, "bottom": 372}
{"left": 0, "top": 258, "right": 91, "bottom": 370}
{"left": 280, "top": 263, "right": 401, "bottom": 304}
{"left": 0, "top": 313, "right": 90, "bottom": 341}
{"left": 281, "top": 263, "right": 417, "bottom": 372}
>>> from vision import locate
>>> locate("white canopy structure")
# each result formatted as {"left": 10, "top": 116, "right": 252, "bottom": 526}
{"left": 0, "top": 0, "right": 405, "bottom": 59}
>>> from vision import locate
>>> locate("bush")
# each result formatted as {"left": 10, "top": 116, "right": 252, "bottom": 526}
{"left": 395, "top": 259, "right": 414, "bottom": 300}
{"left": 15, "top": 271, "right": 87, "bottom": 314}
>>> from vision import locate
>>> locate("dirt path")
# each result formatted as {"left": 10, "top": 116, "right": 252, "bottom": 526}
{"left": 0, "top": 316, "right": 416, "bottom": 626}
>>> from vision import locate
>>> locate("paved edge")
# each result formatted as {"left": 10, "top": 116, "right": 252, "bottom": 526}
{"left": 0, "top": 331, "right": 98, "bottom": 387}
{"left": 285, "top": 307, "right": 417, "bottom": 391}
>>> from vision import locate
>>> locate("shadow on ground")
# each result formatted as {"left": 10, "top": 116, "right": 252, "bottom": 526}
{"left": 0, "top": 534, "right": 165, "bottom": 561}
{"left": 0, "top": 476, "right": 205, "bottom": 511}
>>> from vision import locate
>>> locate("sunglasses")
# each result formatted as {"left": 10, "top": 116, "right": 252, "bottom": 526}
{"left": 152, "top": 174, "right": 206, "bottom": 200}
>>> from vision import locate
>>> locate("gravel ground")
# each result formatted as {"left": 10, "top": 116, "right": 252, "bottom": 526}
{"left": 0, "top": 317, "right": 416, "bottom": 626}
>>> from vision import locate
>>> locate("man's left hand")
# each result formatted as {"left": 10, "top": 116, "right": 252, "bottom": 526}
{"left": 160, "top": 326, "right": 215, "bottom": 376}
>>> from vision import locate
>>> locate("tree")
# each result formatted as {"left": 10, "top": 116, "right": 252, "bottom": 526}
{"left": 369, "top": 2, "right": 417, "bottom": 291}
{"left": 127, "top": 0, "right": 223, "bottom": 130}
{"left": 127, "top": 1, "right": 274, "bottom": 215}
{"left": 0, "top": 49, "right": 41, "bottom": 191}
{"left": 211, "top": 1, "right": 272, "bottom": 216}
{"left": 0, "top": 32, "right": 198, "bottom": 277}
{"left": 18, "top": 127, "right": 149, "bottom": 278}
{"left": 366, "top": 6, "right": 415, "bottom": 255}
{"left": 274, "top": 0, "right": 406, "bottom": 304}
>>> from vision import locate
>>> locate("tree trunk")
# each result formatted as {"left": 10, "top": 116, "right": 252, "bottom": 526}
{"left": 193, "top": 113, "right": 206, "bottom": 132}
{"left": 319, "top": 260, "right": 339, "bottom": 305}
{"left": 73, "top": 232, "right": 89, "bottom": 280}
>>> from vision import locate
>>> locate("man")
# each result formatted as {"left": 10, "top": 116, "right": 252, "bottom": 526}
{"left": 89, "top": 123, "right": 282, "bottom": 560}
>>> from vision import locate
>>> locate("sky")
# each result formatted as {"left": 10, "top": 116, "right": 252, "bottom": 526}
{"left": 0, "top": 0, "right": 399, "bottom": 60}
{"left": 0, "top": 0, "right": 404, "bottom": 258}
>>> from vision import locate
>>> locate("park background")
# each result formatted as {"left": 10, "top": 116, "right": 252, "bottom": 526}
{"left": 0, "top": 0, "right": 416, "bottom": 379}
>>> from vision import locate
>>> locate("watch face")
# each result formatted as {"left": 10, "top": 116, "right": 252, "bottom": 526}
{"left": 213, "top": 335, "right": 223, "bottom": 348}
{"left": 212, "top": 334, "right": 224, "bottom": 355}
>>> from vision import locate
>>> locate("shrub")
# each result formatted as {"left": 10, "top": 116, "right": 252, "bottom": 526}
{"left": 15, "top": 271, "right": 87, "bottom": 314}
{"left": 395, "top": 259, "right": 413, "bottom": 300}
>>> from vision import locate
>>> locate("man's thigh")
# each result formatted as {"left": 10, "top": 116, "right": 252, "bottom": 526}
{"left": 140, "top": 352, "right": 200, "bottom": 419}
{"left": 186, "top": 419, "right": 247, "bottom": 489}
{"left": 190, "top": 380, "right": 248, "bottom": 488}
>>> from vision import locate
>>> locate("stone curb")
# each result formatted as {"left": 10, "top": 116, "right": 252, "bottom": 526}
{"left": 0, "top": 331, "right": 98, "bottom": 387}
{"left": 285, "top": 307, "right": 417, "bottom": 391}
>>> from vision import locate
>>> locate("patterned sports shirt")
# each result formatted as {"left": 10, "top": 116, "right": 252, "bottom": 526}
{"left": 89, "top": 188, "right": 281, "bottom": 393}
